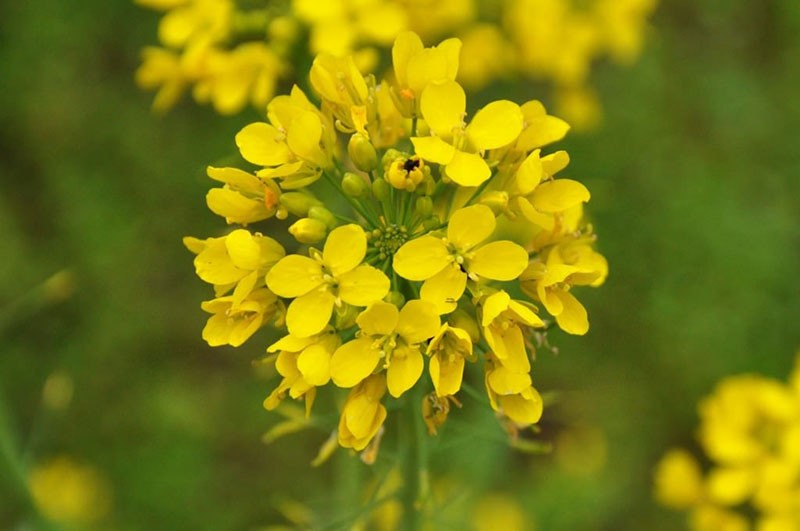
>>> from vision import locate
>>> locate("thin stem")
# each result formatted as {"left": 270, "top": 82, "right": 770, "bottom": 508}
{"left": 404, "top": 385, "right": 429, "bottom": 530}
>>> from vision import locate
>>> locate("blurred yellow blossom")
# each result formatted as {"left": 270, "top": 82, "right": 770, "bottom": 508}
{"left": 654, "top": 352, "right": 800, "bottom": 529}
{"left": 28, "top": 456, "right": 112, "bottom": 526}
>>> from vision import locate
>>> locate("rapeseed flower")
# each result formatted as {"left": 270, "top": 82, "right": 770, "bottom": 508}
{"left": 654, "top": 353, "right": 800, "bottom": 530}
{"left": 186, "top": 31, "right": 606, "bottom": 461}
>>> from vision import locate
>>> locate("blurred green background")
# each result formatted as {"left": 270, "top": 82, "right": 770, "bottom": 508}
{"left": 1, "top": 0, "right": 799, "bottom": 529}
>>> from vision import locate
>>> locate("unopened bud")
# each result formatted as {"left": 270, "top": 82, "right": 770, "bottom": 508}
{"left": 288, "top": 218, "right": 327, "bottom": 244}
{"left": 308, "top": 206, "right": 337, "bottom": 229}
{"left": 415, "top": 196, "right": 433, "bottom": 218}
{"left": 479, "top": 191, "right": 509, "bottom": 214}
{"left": 384, "top": 291, "right": 405, "bottom": 307}
{"left": 334, "top": 303, "right": 359, "bottom": 329}
{"left": 280, "top": 192, "right": 321, "bottom": 217}
{"left": 347, "top": 133, "right": 378, "bottom": 172}
{"left": 341, "top": 172, "right": 369, "bottom": 198}
{"left": 422, "top": 216, "right": 440, "bottom": 231}
{"left": 381, "top": 148, "right": 404, "bottom": 169}
{"left": 372, "top": 178, "right": 390, "bottom": 202}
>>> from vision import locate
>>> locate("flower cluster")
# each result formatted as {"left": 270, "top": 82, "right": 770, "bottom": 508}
{"left": 136, "top": 0, "right": 657, "bottom": 126}
{"left": 654, "top": 354, "right": 800, "bottom": 531}
{"left": 185, "top": 31, "right": 607, "bottom": 457}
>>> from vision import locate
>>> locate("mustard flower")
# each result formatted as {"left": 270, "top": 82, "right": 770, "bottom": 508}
{"left": 186, "top": 31, "right": 606, "bottom": 460}
{"left": 654, "top": 353, "right": 800, "bottom": 529}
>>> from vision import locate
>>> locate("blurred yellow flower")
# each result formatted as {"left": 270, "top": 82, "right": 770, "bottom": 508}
{"left": 28, "top": 456, "right": 112, "bottom": 526}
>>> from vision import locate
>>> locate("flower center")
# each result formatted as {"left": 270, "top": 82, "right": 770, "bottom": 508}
{"left": 369, "top": 224, "right": 409, "bottom": 260}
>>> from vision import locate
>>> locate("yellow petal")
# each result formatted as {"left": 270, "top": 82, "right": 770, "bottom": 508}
{"left": 436, "top": 38, "right": 461, "bottom": 81}
{"left": 265, "top": 255, "right": 323, "bottom": 298}
{"left": 323, "top": 224, "right": 366, "bottom": 275}
{"left": 330, "top": 338, "right": 380, "bottom": 388}
{"left": 481, "top": 291, "right": 510, "bottom": 327}
{"left": 337, "top": 265, "right": 390, "bottom": 307}
{"left": 235, "top": 122, "right": 291, "bottom": 167}
{"left": 445, "top": 150, "right": 491, "bottom": 187}
{"left": 495, "top": 326, "right": 530, "bottom": 373}
{"left": 396, "top": 300, "right": 440, "bottom": 344}
{"left": 225, "top": 229, "right": 262, "bottom": 270}
{"left": 499, "top": 387, "right": 543, "bottom": 425}
{"left": 420, "top": 80, "right": 465, "bottom": 138}
{"left": 393, "top": 236, "right": 451, "bottom": 281}
{"left": 411, "top": 136, "right": 456, "bottom": 165}
{"left": 518, "top": 100, "right": 570, "bottom": 150}
{"left": 287, "top": 111, "right": 327, "bottom": 168}
{"left": 530, "top": 179, "right": 591, "bottom": 213}
{"left": 387, "top": 345, "right": 423, "bottom": 398}
{"left": 392, "top": 31, "right": 424, "bottom": 89}
{"left": 297, "top": 343, "right": 332, "bottom": 387}
{"left": 430, "top": 354, "right": 465, "bottom": 397}
{"left": 420, "top": 265, "right": 467, "bottom": 315}
{"left": 447, "top": 204, "right": 495, "bottom": 251}
{"left": 553, "top": 290, "right": 589, "bottom": 335}
{"left": 407, "top": 45, "right": 459, "bottom": 96}
{"left": 206, "top": 189, "right": 269, "bottom": 225}
{"left": 207, "top": 166, "right": 263, "bottom": 194}
{"left": 470, "top": 241, "right": 529, "bottom": 280}
{"left": 508, "top": 300, "right": 545, "bottom": 328}
{"left": 487, "top": 365, "right": 531, "bottom": 395}
{"left": 466, "top": 100, "right": 523, "bottom": 151}
{"left": 356, "top": 302, "right": 399, "bottom": 337}
{"left": 514, "top": 150, "right": 543, "bottom": 195}
{"left": 286, "top": 289, "right": 335, "bottom": 338}
{"left": 194, "top": 239, "right": 245, "bottom": 285}
{"left": 268, "top": 334, "right": 315, "bottom": 353}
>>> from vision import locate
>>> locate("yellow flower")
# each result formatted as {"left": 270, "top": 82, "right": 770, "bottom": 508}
{"left": 155, "top": 0, "right": 232, "bottom": 49}
{"left": 330, "top": 299, "right": 440, "bottom": 397}
{"left": 184, "top": 229, "right": 285, "bottom": 299}
{"left": 480, "top": 290, "right": 544, "bottom": 372}
{"left": 484, "top": 354, "right": 543, "bottom": 426}
{"left": 427, "top": 323, "right": 473, "bottom": 397}
{"left": 309, "top": 53, "right": 369, "bottom": 132}
{"left": 266, "top": 225, "right": 390, "bottom": 338}
{"left": 411, "top": 80, "right": 523, "bottom": 186}
{"left": 28, "top": 456, "right": 112, "bottom": 526}
{"left": 520, "top": 260, "right": 593, "bottom": 335}
{"left": 205, "top": 166, "right": 283, "bottom": 225}
{"left": 393, "top": 204, "right": 528, "bottom": 314}
{"left": 200, "top": 288, "right": 280, "bottom": 347}
{"left": 264, "top": 330, "right": 341, "bottom": 417}
{"left": 338, "top": 373, "right": 388, "bottom": 451}
{"left": 391, "top": 30, "right": 461, "bottom": 117}
{"left": 236, "top": 86, "right": 335, "bottom": 189}
{"left": 653, "top": 449, "right": 705, "bottom": 509}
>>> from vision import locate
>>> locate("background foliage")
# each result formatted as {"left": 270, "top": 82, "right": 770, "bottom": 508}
{"left": 1, "top": 0, "right": 799, "bottom": 529}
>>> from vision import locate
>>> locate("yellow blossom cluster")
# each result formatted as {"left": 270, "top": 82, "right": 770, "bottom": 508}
{"left": 654, "top": 355, "right": 800, "bottom": 531}
{"left": 185, "top": 31, "right": 606, "bottom": 457}
{"left": 136, "top": 0, "right": 657, "bottom": 126}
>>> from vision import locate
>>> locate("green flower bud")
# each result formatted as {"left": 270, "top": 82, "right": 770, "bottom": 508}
{"left": 381, "top": 148, "right": 404, "bottom": 169}
{"left": 384, "top": 291, "right": 406, "bottom": 307}
{"left": 422, "top": 216, "right": 440, "bottom": 231}
{"left": 279, "top": 191, "right": 322, "bottom": 217}
{"left": 372, "top": 178, "right": 391, "bottom": 202}
{"left": 333, "top": 303, "right": 359, "bottom": 330}
{"left": 341, "top": 172, "right": 370, "bottom": 198}
{"left": 288, "top": 218, "right": 327, "bottom": 244}
{"left": 347, "top": 133, "right": 378, "bottom": 172}
{"left": 308, "top": 205, "right": 337, "bottom": 229}
{"left": 479, "top": 191, "right": 509, "bottom": 214}
{"left": 415, "top": 196, "right": 433, "bottom": 218}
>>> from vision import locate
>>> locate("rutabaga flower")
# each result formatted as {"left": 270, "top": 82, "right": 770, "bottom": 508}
{"left": 427, "top": 324, "right": 473, "bottom": 397}
{"left": 391, "top": 30, "right": 461, "bottom": 117}
{"left": 338, "top": 373, "right": 388, "bottom": 451}
{"left": 265, "top": 224, "right": 390, "bottom": 338}
{"left": 205, "top": 166, "right": 283, "bottom": 225}
{"left": 411, "top": 80, "right": 523, "bottom": 186}
{"left": 392, "top": 204, "right": 528, "bottom": 314}
{"left": 201, "top": 288, "right": 281, "bottom": 347}
{"left": 264, "top": 329, "right": 341, "bottom": 417}
{"left": 484, "top": 354, "right": 544, "bottom": 427}
{"left": 330, "top": 300, "right": 440, "bottom": 397}
{"left": 480, "top": 290, "right": 544, "bottom": 373}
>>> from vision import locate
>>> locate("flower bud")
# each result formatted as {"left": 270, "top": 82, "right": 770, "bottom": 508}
{"left": 341, "top": 172, "right": 370, "bottom": 198}
{"left": 381, "top": 148, "right": 404, "bottom": 169}
{"left": 308, "top": 206, "right": 337, "bottom": 229}
{"left": 334, "top": 303, "right": 359, "bottom": 330}
{"left": 422, "top": 216, "right": 440, "bottom": 231}
{"left": 280, "top": 192, "right": 321, "bottom": 217}
{"left": 384, "top": 291, "right": 405, "bottom": 307}
{"left": 479, "top": 191, "right": 509, "bottom": 215}
{"left": 386, "top": 156, "right": 425, "bottom": 191}
{"left": 415, "top": 196, "right": 433, "bottom": 218}
{"left": 288, "top": 218, "right": 327, "bottom": 244}
{"left": 347, "top": 133, "right": 378, "bottom": 172}
{"left": 372, "top": 178, "right": 391, "bottom": 202}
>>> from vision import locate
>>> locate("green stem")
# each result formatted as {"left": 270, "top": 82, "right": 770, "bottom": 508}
{"left": 322, "top": 171, "right": 378, "bottom": 227}
{"left": 405, "top": 385, "right": 429, "bottom": 530}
